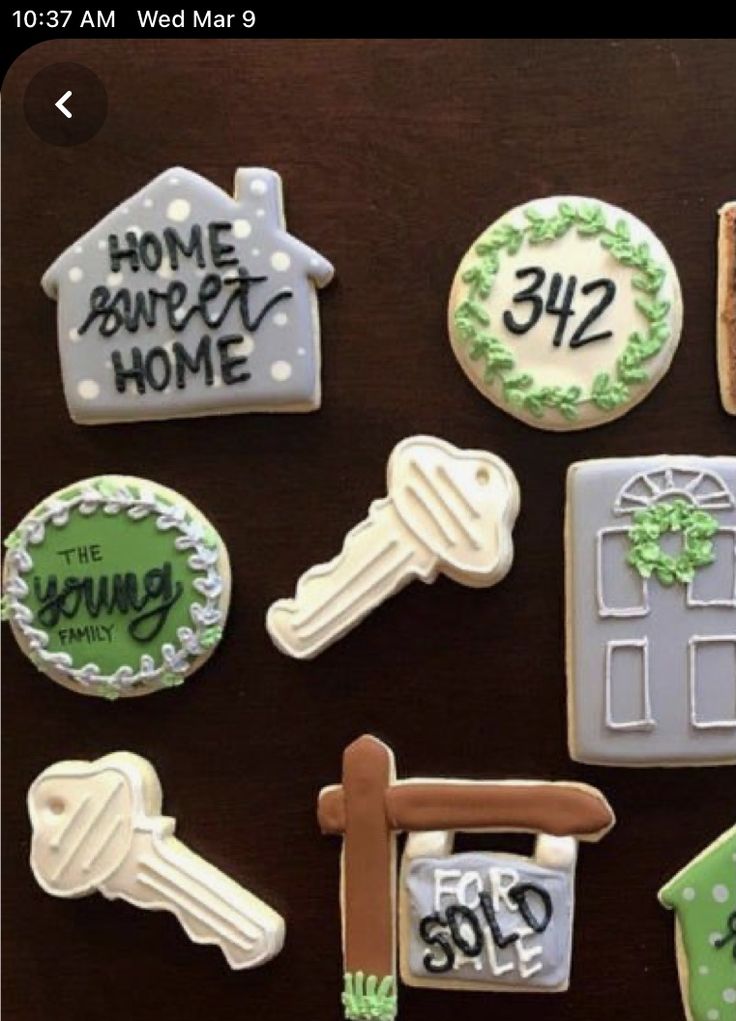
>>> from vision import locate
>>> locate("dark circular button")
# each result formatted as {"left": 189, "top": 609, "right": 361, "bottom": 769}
{"left": 23, "top": 62, "right": 107, "bottom": 147}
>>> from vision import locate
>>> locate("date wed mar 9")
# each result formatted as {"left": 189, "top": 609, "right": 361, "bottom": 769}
{"left": 137, "top": 9, "right": 256, "bottom": 28}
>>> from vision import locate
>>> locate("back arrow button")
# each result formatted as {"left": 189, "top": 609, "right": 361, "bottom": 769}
{"left": 55, "top": 90, "right": 72, "bottom": 118}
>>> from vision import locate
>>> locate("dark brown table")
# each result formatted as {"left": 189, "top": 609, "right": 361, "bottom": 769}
{"left": 3, "top": 37, "right": 735, "bottom": 1021}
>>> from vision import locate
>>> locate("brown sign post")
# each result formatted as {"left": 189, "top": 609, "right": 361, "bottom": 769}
{"left": 318, "top": 735, "right": 615, "bottom": 1021}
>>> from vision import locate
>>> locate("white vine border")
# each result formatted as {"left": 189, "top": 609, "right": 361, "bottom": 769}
{"left": 2, "top": 479, "right": 224, "bottom": 698}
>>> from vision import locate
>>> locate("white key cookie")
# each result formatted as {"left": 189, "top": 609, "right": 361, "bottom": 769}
{"left": 266, "top": 436, "right": 519, "bottom": 659}
{"left": 28, "top": 752, "right": 285, "bottom": 969}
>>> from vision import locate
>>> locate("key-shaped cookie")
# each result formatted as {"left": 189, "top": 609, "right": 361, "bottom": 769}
{"left": 267, "top": 435, "right": 520, "bottom": 659}
{"left": 28, "top": 752, "right": 285, "bottom": 969}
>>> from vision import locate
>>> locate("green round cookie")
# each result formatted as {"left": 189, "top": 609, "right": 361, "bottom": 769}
{"left": 2, "top": 476, "right": 230, "bottom": 699}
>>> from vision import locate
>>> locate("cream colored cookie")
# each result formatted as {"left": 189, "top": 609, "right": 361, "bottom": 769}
{"left": 717, "top": 201, "right": 736, "bottom": 415}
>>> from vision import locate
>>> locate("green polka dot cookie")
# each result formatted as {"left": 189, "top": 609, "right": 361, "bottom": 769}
{"left": 2, "top": 476, "right": 230, "bottom": 699}
{"left": 659, "top": 825, "right": 736, "bottom": 1021}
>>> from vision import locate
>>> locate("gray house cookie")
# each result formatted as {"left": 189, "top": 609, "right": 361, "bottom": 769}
{"left": 42, "top": 167, "right": 334, "bottom": 424}
{"left": 566, "top": 456, "right": 736, "bottom": 766}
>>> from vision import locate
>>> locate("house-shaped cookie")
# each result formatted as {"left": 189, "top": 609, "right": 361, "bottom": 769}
{"left": 42, "top": 167, "right": 334, "bottom": 424}
{"left": 567, "top": 456, "right": 736, "bottom": 766}
{"left": 659, "top": 825, "right": 736, "bottom": 1021}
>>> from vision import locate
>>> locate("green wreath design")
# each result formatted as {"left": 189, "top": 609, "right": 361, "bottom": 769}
{"left": 453, "top": 202, "right": 671, "bottom": 422}
{"left": 627, "top": 499, "right": 719, "bottom": 586}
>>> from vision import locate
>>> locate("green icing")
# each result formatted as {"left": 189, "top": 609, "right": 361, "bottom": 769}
{"left": 342, "top": 972, "right": 397, "bottom": 1021}
{"left": 627, "top": 500, "right": 719, "bottom": 585}
{"left": 660, "top": 827, "right": 736, "bottom": 1021}
{"left": 454, "top": 201, "right": 670, "bottom": 421}
{"left": 22, "top": 508, "right": 198, "bottom": 675}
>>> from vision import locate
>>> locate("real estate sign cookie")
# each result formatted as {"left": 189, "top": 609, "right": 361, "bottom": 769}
{"left": 449, "top": 196, "right": 682, "bottom": 430}
{"left": 566, "top": 456, "right": 736, "bottom": 766}
{"left": 42, "top": 167, "right": 334, "bottom": 424}
{"left": 2, "top": 475, "right": 230, "bottom": 698}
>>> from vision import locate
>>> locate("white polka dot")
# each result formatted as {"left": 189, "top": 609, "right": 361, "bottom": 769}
{"left": 270, "top": 360, "right": 292, "bottom": 382}
{"left": 78, "top": 379, "right": 100, "bottom": 400}
{"left": 297, "top": 347, "right": 306, "bottom": 356}
{"left": 233, "top": 219, "right": 252, "bottom": 239}
{"left": 74, "top": 244, "right": 83, "bottom": 255}
{"left": 237, "top": 335, "right": 254, "bottom": 356}
{"left": 724, "top": 989, "right": 736, "bottom": 1004}
{"left": 699, "top": 965, "right": 709, "bottom": 975}
{"left": 68, "top": 328, "right": 80, "bottom": 342}
{"left": 707, "top": 1011, "right": 719, "bottom": 1020}
{"left": 250, "top": 178, "right": 267, "bottom": 196}
{"left": 683, "top": 888, "right": 696, "bottom": 901}
{"left": 167, "top": 198, "right": 191, "bottom": 222}
{"left": 97, "top": 239, "right": 107, "bottom": 250}
{"left": 107, "top": 272, "right": 123, "bottom": 287}
{"left": 256, "top": 208, "right": 265, "bottom": 218}
{"left": 158, "top": 258, "right": 173, "bottom": 280}
{"left": 143, "top": 198, "right": 154, "bottom": 208}
{"left": 273, "top": 312, "right": 289, "bottom": 327}
{"left": 713, "top": 885, "right": 729, "bottom": 903}
{"left": 127, "top": 225, "right": 142, "bottom": 238}
{"left": 168, "top": 176, "right": 180, "bottom": 186}
{"left": 68, "top": 267, "right": 83, "bottom": 283}
{"left": 270, "top": 251, "right": 291, "bottom": 272}
{"left": 710, "top": 932, "right": 723, "bottom": 947}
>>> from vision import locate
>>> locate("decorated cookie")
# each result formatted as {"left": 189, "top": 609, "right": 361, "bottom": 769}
{"left": 41, "top": 167, "right": 334, "bottom": 424}
{"left": 2, "top": 476, "right": 230, "bottom": 698}
{"left": 29, "top": 752, "right": 285, "bottom": 969}
{"left": 448, "top": 196, "right": 682, "bottom": 430}
{"left": 318, "top": 736, "right": 614, "bottom": 1019}
{"left": 659, "top": 825, "right": 736, "bottom": 1021}
{"left": 717, "top": 202, "right": 736, "bottom": 415}
{"left": 267, "top": 435, "right": 519, "bottom": 659}
{"left": 566, "top": 456, "right": 736, "bottom": 766}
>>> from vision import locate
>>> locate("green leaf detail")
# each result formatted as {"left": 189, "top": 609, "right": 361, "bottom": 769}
{"left": 627, "top": 500, "right": 719, "bottom": 587}
{"left": 4, "top": 531, "right": 22, "bottom": 550}
{"left": 342, "top": 972, "right": 397, "bottom": 1021}
{"left": 199, "top": 626, "right": 223, "bottom": 651}
{"left": 454, "top": 200, "right": 669, "bottom": 421}
{"left": 161, "top": 671, "right": 185, "bottom": 688}
{"left": 96, "top": 478, "right": 122, "bottom": 499}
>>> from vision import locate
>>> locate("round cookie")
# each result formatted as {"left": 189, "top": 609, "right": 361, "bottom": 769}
{"left": 448, "top": 196, "right": 683, "bottom": 431}
{"left": 2, "top": 476, "right": 230, "bottom": 698}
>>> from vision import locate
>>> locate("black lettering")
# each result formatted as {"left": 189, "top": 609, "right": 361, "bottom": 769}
{"left": 144, "top": 347, "right": 172, "bottom": 392}
{"left": 218, "top": 334, "right": 251, "bottom": 386}
{"left": 446, "top": 904, "right": 484, "bottom": 957}
{"left": 174, "top": 336, "right": 214, "bottom": 389}
{"left": 112, "top": 347, "right": 146, "bottom": 394}
{"left": 139, "top": 231, "right": 164, "bottom": 272}
{"left": 208, "top": 222, "right": 238, "bottom": 268}
{"left": 509, "top": 883, "right": 553, "bottom": 934}
{"left": 164, "top": 225, "right": 205, "bottom": 270}
{"left": 418, "top": 914, "right": 454, "bottom": 974}
{"left": 108, "top": 232, "right": 141, "bottom": 272}
{"left": 479, "top": 892, "right": 520, "bottom": 949}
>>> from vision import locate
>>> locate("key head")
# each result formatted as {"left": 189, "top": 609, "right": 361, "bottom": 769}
{"left": 388, "top": 436, "right": 520, "bottom": 586}
{"left": 28, "top": 752, "right": 161, "bottom": 898}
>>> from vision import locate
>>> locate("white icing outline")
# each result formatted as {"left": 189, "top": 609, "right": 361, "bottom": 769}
{"left": 688, "top": 635, "right": 736, "bottom": 729}
{"left": 3, "top": 482, "right": 223, "bottom": 692}
{"left": 614, "top": 467, "right": 734, "bottom": 516}
{"left": 604, "top": 638, "right": 656, "bottom": 731}
{"left": 686, "top": 527, "right": 736, "bottom": 608}
{"left": 596, "top": 527, "right": 650, "bottom": 618}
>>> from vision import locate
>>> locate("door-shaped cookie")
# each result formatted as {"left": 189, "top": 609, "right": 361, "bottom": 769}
{"left": 567, "top": 456, "right": 736, "bottom": 766}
